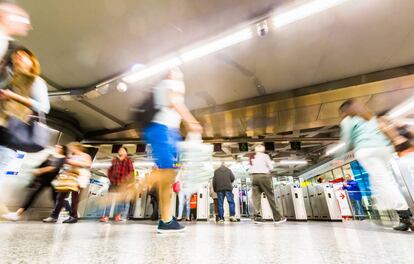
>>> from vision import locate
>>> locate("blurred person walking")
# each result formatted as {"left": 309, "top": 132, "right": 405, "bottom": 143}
{"left": 0, "top": 47, "right": 49, "bottom": 215}
{"left": 0, "top": 2, "right": 31, "bottom": 60}
{"left": 250, "top": 145, "right": 286, "bottom": 225}
{"left": 213, "top": 162, "right": 237, "bottom": 223}
{"left": 100, "top": 147, "right": 134, "bottom": 223}
{"left": 177, "top": 191, "right": 190, "bottom": 221}
{"left": 0, "top": 47, "right": 50, "bottom": 174}
{"left": 43, "top": 142, "right": 92, "bottom": 224}
{"left": 338, "top": 99, "right": 414, "bottom": 231}
{"left": 142, "top": 69, "right": 202, "bottom": 233}
{"left": 2, "top": 145, "right": 69, "bottom": 221}
{"left": 209, "top": 181, "right": 219, "bottom": 222}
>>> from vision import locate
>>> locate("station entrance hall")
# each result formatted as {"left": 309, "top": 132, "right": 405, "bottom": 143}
{"left": 1, "top": 1, "right": 414, "bottom": 264}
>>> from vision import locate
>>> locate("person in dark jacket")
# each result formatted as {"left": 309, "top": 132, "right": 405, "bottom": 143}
{"left": 213, "top": 163, "right": 237, "bottom": 223}
{"left": 2, "top": 145, "right": 70, "bottom": 221}
{"left": 342, "top": 174, "right": 364, "bottom": 220}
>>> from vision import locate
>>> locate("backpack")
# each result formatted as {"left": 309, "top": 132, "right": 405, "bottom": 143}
{"left": 131, "top": 92, "right": 157, "bottom": 129}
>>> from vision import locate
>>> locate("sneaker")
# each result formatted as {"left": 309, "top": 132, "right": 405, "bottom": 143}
{"left": 99, "top": 216, "right": 109, "bottom": 223}
{"left": 43, "top": 217, "right": 58, "bottom": 223}
{"left": 229, "top": 216, "right": 238, "bottom": 222}
{"left": 2, "top": 212, "right": 20, "bottom": 221}
{"left": 63, "top": 216, "right": 78, "bottom": 224}
{"left": 253, "top": 216, "right": 263, "bottom": 224}
{"left": 177, "top": 218, "right": 183, "bottom": 222}
{"left": 114, "top": 214, "right": 122, "bottom": 222}
{"left": 157, "top": 217, "right": 186, "bottom": 234}
{"left": 218, "top": 219, "right": 225, "bottom": 224}
{"left": 274, "top": 217, "right": 287, "bottom": 225}
{"left": 185, "top": 218, "right": 191, "bottom": 222}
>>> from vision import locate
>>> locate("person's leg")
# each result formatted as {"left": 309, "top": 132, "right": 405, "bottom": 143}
{"left": 177, "top": 192, "right": 184, "bottom": 219}
{"left": 356, "top": 148, "right": 408, "bottom": 211}
{"left": 217, "top": 191, "right": 225, "bottom": 220}
{"left": 225, "top": 191, "right": 236, "bottom": 217}
{"left": 213, "top": 198, "right": 219, "bottom": 220}
{"left": 185, "top": 195, "right": 191, "bottom": 219}
{"left": 70, "top": 191, "right": 79, "bottom": 219}
{"left": 355, "top": 200, "right": 364, "bottom": 219}
{"left": 20, "top": 183, "right": 46, "bottom": 213}
{"left": 157, "top": 169, "right": 176, "bottom": 222}
{"left": 259, "top": 175, "right": 283, "bottom": 221}
{"left": 50, "top": 192, "right": 68, "bottom": 219}
{"left": 251, "top": 175, "right": 262, "bottom": 217}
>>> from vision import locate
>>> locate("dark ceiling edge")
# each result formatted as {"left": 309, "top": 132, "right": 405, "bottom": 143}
{"left": 192, "top": 63, "right": 414, "bottom": 116}
{"left": 83, "top": 63, "right": 414, "bottom": 140}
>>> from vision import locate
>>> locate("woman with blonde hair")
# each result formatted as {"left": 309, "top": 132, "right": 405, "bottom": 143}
{"left": 44, "top": 142, "right": 92, "bottom": 224}
{"left": 0, "top": 46, "right": 50, "bottom": 176}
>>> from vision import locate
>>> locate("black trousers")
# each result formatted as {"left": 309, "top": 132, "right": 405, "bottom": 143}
{"left": 51, "top": 191, "right": 79, "bottom": 219}
{"left": 22, "top": 181, "right": 71, "bottom": 212}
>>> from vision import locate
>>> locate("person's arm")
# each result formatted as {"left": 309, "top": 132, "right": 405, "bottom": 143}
{"left": 212, "top": 173, "right": 217, "bottom": 192}
{"left": 168, "top": 91, "right": 202, "bottom": 132}
{"left": 230, "top": 169, "right": 235, "bottom": 183}
{"left": 336, "top": 117, "right": 354, "bottom": 158}
{"left": 265, "top": 155, "right": 274, "bottom": 170}
{"left": 33, "top": 166, "right": 55, "bottom": 176}
{"left": 0, "top": 77, "right": 50, "bottom": 114}
{"left": 66, "top": 153, "right": 92, "bottom": 168}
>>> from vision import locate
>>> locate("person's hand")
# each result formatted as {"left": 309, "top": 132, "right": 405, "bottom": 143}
{"left": 32, "top": 169, "right": 41, "bottom": 177}
{"left": 0, "top": 89, "right": 13, "bottom": 100}
{"left": 187, "top": 122, "right": 203, "bottom": 133}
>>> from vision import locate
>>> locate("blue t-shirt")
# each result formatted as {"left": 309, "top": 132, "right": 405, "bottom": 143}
{"left": 342, "top": 180, "right": 362, "bottom": 200}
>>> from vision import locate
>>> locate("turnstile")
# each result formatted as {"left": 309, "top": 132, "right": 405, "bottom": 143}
{"left": 197, "top": 184, "right": 209, "bottom": 221}
{"left": 314, "top": 184, "right": 342, "bottom": 221}
{"left": 280, "top": 184, "right": 307, "bottom": 221}
{"left": 133, "top": 189, "right": 148, "bottom": 219}
{"left": 302, "top": 187, "right": 314, "bottom": 219}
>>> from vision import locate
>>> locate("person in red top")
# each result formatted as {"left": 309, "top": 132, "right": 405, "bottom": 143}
{"left": 100, "top": 147, "right": 134, "bottom": 223}
{"left": 189, "top": 193, "right": 197, "bottom": 221}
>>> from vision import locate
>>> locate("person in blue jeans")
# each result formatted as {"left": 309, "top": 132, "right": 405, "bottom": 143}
{"left": 342, "top": 174, "right": 364, "bottom": 220}
{"left": 213, "top": 163, "right": 237, "bottom": 223}
{"left": 143, "top": 69, "right": 203, "bottom": 233}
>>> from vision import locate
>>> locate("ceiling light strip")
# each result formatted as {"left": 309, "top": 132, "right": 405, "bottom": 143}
{"left": 273, "top": 0, "right": 349, "bottom": 28}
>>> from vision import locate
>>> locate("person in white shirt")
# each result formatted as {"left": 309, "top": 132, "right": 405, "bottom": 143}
{"left": 143, "top": 68, "right": 202, "bottom": 233}
{"left": 249, "top": 144, "right": 286, "bottom": 224}
{"left": 0, "top": 3, "right": 31, "bottom": 60}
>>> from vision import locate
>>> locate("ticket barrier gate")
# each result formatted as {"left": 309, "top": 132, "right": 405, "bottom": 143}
{"left": 279, "top": 184, "right": 307, "bottom": 221}
{"left": 306, "top": 184, "right": 342, "bottom": 221}
{"left": 79, "top": 176, "right": 109, "bottom": 218}
{"left": 133, "top": 189, "right": 148, "bottom": 219}
{"left": 302, "top": 187, "right": 314, "bottom": 219}
{"left": 223, "top": 187, "right": 241, "bottom": 220}
{"left": 197, "top": 184, "right": 209, "bottom": 221}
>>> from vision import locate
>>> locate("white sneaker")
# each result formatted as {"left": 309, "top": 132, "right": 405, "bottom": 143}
{"left": 2, "top": 212, "right": 20, "bottom": 221}
{"left": 274, "top": 217, "right": 287, "bottom": 225}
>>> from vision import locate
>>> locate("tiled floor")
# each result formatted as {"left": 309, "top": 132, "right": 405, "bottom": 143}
{"left": 0, "top": 219, "right": 413, "bottom": 264}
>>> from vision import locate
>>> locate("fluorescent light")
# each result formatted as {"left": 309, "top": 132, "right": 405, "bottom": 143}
{"left": 326, "top": 142, "right": 345, "bottom": 156}
{"left": 388, "top": 99, "right": 414, "bottom": 118}
{"left": 279, "top": 160, "right": 308, "bottom": 165}
{"left": 123, "top": 57, "right": 183, "bottom": 83}
{"left": 180, "top": 28, "right": 253, "bottom": 62}
{"left": 273, "top": 0, "right": 349, "bottom": 28}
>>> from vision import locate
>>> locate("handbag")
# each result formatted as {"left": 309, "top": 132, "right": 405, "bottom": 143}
{"left": 52, "top": 166, "right": 80, "bottom": 192}
{"left": 5, "top": 112, "right": 50, "bottom": 152}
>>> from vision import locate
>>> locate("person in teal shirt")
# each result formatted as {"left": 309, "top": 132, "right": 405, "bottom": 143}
{"left": 338, "top": 99, "right": 413, "bottom": 231}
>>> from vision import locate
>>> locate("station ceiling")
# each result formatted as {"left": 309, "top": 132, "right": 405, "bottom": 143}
{"left": 15, "top": 0, "right": 414, "bottom": 173}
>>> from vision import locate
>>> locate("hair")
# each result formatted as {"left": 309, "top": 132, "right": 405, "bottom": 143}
{"left": 58, "top": 145, "right": 68, "bottom": 156}
{"left": 119, "top": 146, "right": 128, "bottom": 154}
{"left": 255, "top": 144, "right": 266, "bottom": 153}
{"left": 11, "top": 46, "right": 41, "bottom": 75}
{"left": 339, "top": 99, "right": 354, "bottom": 112}
{"left": 68, "top": 142, "right": 84, "bottom": 152}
